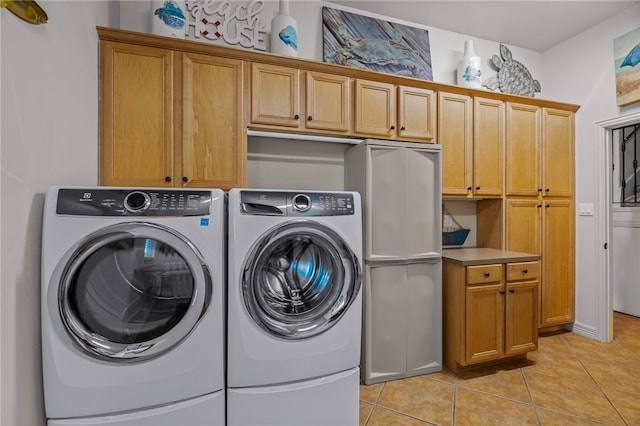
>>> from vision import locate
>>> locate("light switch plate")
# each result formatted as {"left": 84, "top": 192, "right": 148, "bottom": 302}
{"left": 579, "top": 203, "right": 594, "bottom": 216}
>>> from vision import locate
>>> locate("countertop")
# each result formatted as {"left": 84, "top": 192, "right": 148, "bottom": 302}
{"left": 442, "top": 247, "right": 540, "bottom": 266}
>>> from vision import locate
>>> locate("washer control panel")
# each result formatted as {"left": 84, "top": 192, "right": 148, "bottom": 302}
{"left": 56, "top": 189, "right": 211, "bottom": 216}
{"left": 240, "top": 191, "right": 355, "bottom": 216}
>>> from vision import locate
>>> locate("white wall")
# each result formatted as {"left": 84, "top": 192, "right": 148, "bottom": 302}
{"left": 541, "top": 4, "right": 640, "bottom": 337}
{"left": 1, "top": 0, "right": 637, "bottom": 424}
{"left": 1, "top": 2, "right": 115, "bottom": 424}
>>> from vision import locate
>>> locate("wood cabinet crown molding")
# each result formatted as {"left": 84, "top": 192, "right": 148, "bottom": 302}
{"left": 97, "top": 27, "right": 580, "bottom": 113}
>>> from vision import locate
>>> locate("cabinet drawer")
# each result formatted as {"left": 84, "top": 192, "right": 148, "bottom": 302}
{"left": 506, "top": 261, "right": 540, "bottom": 281}
{"left": 466, "top": 264, "right": 503, "bottom": 285}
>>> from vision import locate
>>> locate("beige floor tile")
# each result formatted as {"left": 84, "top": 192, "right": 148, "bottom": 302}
{"left": 422, "top": 367, "right": 455, "bottom": 384}
{"left": 359, "top": 383, "right": 384, "bottom": 404}
{"left": 581, "top": 357, "right": 640, "bottom": 396}
{"left": 535, "top": 407, "right": 607, "bottom": 425}
{"left": 601, "top": 387, "right": 640, "bottom": 425}
{"left": 562, "top": 333, "right": 640, "bottom": 367}
{"left": 359, "top": 401, "right": 374, "bottom": 426}
{"left": 536, "top": 332, "right": 573, "bottom": 355}
{"left": 520, "top": 350, "right": 592, "bottom": 383}
{"left": 377, "top": 376, "right": 454, "bottom": 426}
{"left": 454, "top": 386, "right": 538, "bottom": 426}
{"left": 365, "top": 406, "right": 431, "bottom": 425}
{"left": 524, "top": 370, "right": 624, "bottom": 425}
{"left": 455, "top": 362, "right": 531, "bottom": 403}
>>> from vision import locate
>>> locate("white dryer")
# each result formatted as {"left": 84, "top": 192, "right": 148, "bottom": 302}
{"left": 227, "top": 189, "right": 362, "bottom": 426}
{"left": 41, "top": 187, "right": 225, "bottom": 425}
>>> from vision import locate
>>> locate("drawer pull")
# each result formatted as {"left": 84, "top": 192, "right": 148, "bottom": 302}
{"left": 484, "top": 272, "right": 491, "bottom": 278}
{"left": 509, "top": 288, "right": 515, "bottom": 294}
{"left": 522, "top": 269, "right": 528, "bottom": 274}
{"left": 165, "top": 176, "right": 172, "bottom": 182}
{"left": 499, "top": 290, "right": 505, "bottom": 295}
{"left": 294, "top": 114, "right": 300, "bottom": 120}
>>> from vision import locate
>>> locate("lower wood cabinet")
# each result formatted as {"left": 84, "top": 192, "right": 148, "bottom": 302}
{"left": 443, "top": 259, "right": 539, "bottom": 372}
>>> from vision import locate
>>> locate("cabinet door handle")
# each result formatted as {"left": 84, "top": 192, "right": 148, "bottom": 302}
{"left": 307, "top": 115, "right": 313, "bottom": 121}
{"left": 390, "top": 125, "right": 396, "bottom": 130}
{"left": 537, "top": 204, "right": 542, "bottom": 208}
{"left": 467, "top": 186, "right": 472, "bottom": 191}
{"left": 476, "top": 186, "right": 480, "bottom": 190}
{"left": 400, "top": 125, "right": 406, "bottom": 130}
{"left": 509, "top": 288, "right": 515, "bottom": 294}
{"left": 182, "top": 176, "right": 189, "bottom": 183}
{"left": 484, "top": 272, "right": 491, "bottom": 278}
{"left": 538, "top": 188, "right": 543, "bottom": 192}
{"left": 294, "top": 114, "right": 300, "bottom": 120}
{"left": 165, "top": 176, "right": 172, "bottom": 183}
{"left": 522, "top": 269, "right": 528, "bottom": 274}
{"left": 545, "top": 204, "right": 550, "bottom": 208}
{"left": 499, "top": 290, "right": 505, "bottom": 295}
{"left": 545, "top": 188, "right": 550, "bottom": 192}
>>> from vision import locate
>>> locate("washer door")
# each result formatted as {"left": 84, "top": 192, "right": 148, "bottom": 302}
{"left": 57, "top": 222, "right": 212, "bottom": 362}
{"left": 242, "top": 221, "right": 361, "bottom": 340}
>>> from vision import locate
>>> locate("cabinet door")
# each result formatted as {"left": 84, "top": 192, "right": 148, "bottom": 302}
{"left": 439, "top": 92, "right": 472, "bottom": 196}
{"left": 465, "top": 282, "right": 504, "bottom": 364}
{"left": 398, "top": 86, "right": 436, "bottom": 142}
{"left": 100, "top": 41, "right": 174, "bottom": 187}
{"left": 181, "top": 53, "right": 245, "bottom": 189}
{"left": 406, "top": 261, "right": 442, "bottom": 375}
{"left": 364, "top": 264, "right": 407, "bottom": 383}
{"left": 305, "top": 71, "right": 350, "bottom": 132}
{"left": 541, "top": 199, "right": 575, "bottom": 327}
{"left": 474, "top": 97, "right": 504, "bottom": 196}
{"left": 355, "top": 79, "right": 395, "bottom": 137}
{"left": 250, "top": 63, "right": 300, "bottom": 127}
{"left": 506, "top": 103, "right": 541, "bottom": 196}
{"left": 505, "top": 280, "right": 538, "bottom": 355}
{"left": 542, "top": 108, "right": 574, "bottom": 197}
{"left": 505, "top": 198, "right": 541, "bottom": 255}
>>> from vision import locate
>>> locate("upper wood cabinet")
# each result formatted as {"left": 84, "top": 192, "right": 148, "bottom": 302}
{"left": 354, "top": 79, "right": 436, "bottom": 143}
{"left": 542, "top": 108, "right": 574, "bottom": 198}
{"left": 99, "top": 41, "right": 245, "bottom": 190}
{"left": 439, "top": 92, "right": 504, "bottom": 197}
{"left": 250, "top": 62, "right": 351, "bottom": 133}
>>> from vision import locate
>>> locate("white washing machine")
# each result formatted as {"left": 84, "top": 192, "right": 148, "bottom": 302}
{"left": 41, "top": 187, "right": 225, "bottom": 425}
{"left": 226, "top": 189, "right": 362, "bottom": 426}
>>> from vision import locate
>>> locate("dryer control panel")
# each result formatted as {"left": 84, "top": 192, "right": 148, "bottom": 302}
{"left": 240, "top": 190, "right": 355, "bottom": 216}
{"left": 56, "top": 189, "right": 211, "bottom": 216}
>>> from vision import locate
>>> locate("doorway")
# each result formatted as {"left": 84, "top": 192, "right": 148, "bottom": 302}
{"left": 596, "top": 111, "right": 640, "bottom": 342}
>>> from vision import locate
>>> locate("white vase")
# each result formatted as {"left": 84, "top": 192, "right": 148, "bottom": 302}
{"left": 151, "top": 0, "right": 187, "bottom": 38}
{"left": 270, "top": 0, "right": 298, "bottom": 57}
{"left": 457, "top": 40, "right": 482, "bottom": 89}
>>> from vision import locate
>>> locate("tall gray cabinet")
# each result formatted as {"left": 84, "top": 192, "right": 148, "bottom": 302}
{"left": 345, "top": 140, "right": 442, "bottom": 385}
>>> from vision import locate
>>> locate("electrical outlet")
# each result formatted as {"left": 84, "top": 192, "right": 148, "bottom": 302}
{"left": 579, "top": 203, "right": 594, "bottom": 216}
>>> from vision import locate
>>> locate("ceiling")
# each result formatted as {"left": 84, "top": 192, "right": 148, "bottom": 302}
{"left": 326, "top": 1, "right": 640, "bottom": 52}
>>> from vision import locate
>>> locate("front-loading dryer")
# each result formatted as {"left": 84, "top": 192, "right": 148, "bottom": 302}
{"left": 41, "top": 187, "right": 225, "bottom": 425}
{"left": 226, "top": 189, "right": 362, "bottom": 426}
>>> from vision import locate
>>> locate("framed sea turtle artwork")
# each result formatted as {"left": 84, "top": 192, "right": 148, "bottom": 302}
{"left": 322, "top": 6, "right": 433, "bottom": 81}
{"left": 614, "top": 27, "right": 640, "bottom": 106}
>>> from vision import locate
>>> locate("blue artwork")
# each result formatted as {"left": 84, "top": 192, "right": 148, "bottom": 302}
{"left": 278, "top": 25, "right": 298, "bottom": 49}
{"left": 322, "top": 6, "right": 432, "bottom": 81}
{"left": 614, "top": 27, "right": 640, "bottom": 106}
{"left": 621, "top": 43, "right": 640, "bottom": 68}
{"left": 154, "top": 0, "right": 186, "bottom": 30}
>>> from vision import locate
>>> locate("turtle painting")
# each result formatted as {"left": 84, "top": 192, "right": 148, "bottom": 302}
{"left": 483, "top": 44, "right": 541, "bottom": 97}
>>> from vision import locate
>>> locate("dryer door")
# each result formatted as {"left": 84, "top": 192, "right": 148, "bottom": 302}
{"left": 242, "top": 221, "right": 361, "bottom": 339}
{"left": 56, "top": 222, "right": 212, "bottom": 362}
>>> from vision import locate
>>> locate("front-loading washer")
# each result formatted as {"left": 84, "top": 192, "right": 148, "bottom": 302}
{"left": 226, "top": 189, "right": 362, "bottom": 426}
{"left": 41, "top": 187, "right": 225, "bottom": 425}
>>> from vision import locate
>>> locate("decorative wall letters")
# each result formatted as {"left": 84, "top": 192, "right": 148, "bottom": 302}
{"left": 186, "top": 0, "right": 267, "bottom": 51}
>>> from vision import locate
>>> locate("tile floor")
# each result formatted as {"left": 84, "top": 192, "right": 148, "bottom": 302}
{"left": 359, "top": 312, "right": 640, "bottom": 425}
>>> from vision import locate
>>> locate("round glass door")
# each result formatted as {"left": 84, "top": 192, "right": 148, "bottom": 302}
{"left": 242, "top": 221, "right": 361, "bottom": 340}
{"left": 58, "top": 223, "right": 211, "bottom": 361}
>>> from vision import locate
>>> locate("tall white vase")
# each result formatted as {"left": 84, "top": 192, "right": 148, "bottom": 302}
{"left": 457, "top": 40, "right": 482, "bottom": 89}
{"left": 151, "top": 0, "right": 187, "bottom": 38}
{"left": 270, "top": 0, "right": 298, "bottom": 57}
